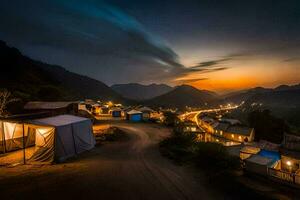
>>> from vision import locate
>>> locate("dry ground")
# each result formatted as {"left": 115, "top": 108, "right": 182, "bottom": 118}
{"left": 0, "top": 122, "right": 219, "bottom": 200}
{"left": 1, "top": 121, "right": 298, "bottom": 200}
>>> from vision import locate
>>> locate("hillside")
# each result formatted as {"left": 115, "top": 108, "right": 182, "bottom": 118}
{"left": 143, "top": 85, "right": 219, "bottom": 109}
{"left": 224, "top": 87, "right": 272, "bottom": 104}
{"left": 226, "top": 86, "right": 300, "bottom": 129}
{"left": 0, "top": 40, "right": 126, "bottom": 103}
{"left": 111, "top": 83, "right": 173, "bottom": 100}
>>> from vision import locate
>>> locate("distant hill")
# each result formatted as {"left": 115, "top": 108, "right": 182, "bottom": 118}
{"left": 143, "top": 85, "right": 219, "bottom": 109}
{"left": 224, "top": 85, "right": 300, "bottom": 104}
{"left": 225, "top": 85, "right": 300, "bottom": 129}
{"left": 0, "top": 40, "right": 126, "bottom": 104}
{"left": 111, "top": 83, "right": 173, "bottom": 100}
{"left": 247, "top": 88, "right": 300, "bottom": 107}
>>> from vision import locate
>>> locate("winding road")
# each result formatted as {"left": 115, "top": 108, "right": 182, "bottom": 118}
{"left": 0, "top": 122, "right": 218, "bottom": 200}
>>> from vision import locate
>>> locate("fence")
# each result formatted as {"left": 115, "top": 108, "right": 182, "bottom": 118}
{"left": 268, "top": 167, "right": 300, "bottom": 186}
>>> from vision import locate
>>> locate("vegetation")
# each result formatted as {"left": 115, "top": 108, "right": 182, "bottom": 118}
{"left": 160, "top": 129, "right": 240, "bottom": 173}
{"left": 162, "top": 111, "right": 180, "bottom": 126}
{"left": 0, "top": 89, "right": 19, "bottom": 117}
{"left": 95, "top": 127, "right": 129, "bottom": 144}
{"left": 160, "top": 129, "right": 268, "bottom": 199}
{"left": 248, "top": 109, "right": 291, "bottom": 143}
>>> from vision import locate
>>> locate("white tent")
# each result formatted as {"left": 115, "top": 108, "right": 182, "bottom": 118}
{"left": 0, "top": 115, "right": 95, "bottom": 164}
{"left": 29, "top": 115, "right": 95, "bottom": 163}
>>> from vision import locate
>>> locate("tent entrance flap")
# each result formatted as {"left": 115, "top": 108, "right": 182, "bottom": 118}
{"left": 0, "top": 121, "right": 55, "bottom": 165}
{"left": 1, "top": 115, "right": 95, "bottom": 165}
{"left": 27, "top": 126, "right": 55, "bottom": 163}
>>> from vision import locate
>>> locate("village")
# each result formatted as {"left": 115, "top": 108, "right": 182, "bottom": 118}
{"left": 1, "top": 98, "right": 299, "bottom": 196}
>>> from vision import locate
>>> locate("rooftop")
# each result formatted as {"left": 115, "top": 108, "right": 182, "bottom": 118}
{"left": 227, "top": 126, "right": 254, "bottom": 136}
{"left": 30, "top": 114, "right": 89, "bottom": 127}
{"left": 24, "top": 101, "right": 76, "bottom": 110}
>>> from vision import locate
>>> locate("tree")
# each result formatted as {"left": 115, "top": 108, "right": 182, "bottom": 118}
{"left": 0, "top": 89, "right": 19, "bottom": 117}
{"left": 163, "top": 111, "right": 179, "bottom": 126}
{"left": 248, "top": 109, "right": 290, "bottom": 143}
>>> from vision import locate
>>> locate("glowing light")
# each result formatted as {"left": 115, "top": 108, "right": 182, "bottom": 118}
{"left": 231, "top": 134, "right": 234, "bottom": 138}
{"left": 286, "top": 161, "right": 292, "bottom": 166}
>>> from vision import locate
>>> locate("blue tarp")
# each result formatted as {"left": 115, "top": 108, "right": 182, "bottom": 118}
{"left": 112, "top": 111, "right": 121, "bottom": 117}
{"left": 258, "top": 150, "right": 280, "bottom": 161}
{"left": 129, "top": 114, "right": 142, "bottom": 121}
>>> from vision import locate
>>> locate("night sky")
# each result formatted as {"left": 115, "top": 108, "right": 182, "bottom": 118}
{"left": 1, "top": 0, "right": 300, "bottom": 92}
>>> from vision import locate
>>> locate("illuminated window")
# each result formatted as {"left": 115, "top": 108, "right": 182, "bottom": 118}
{"left": 238, "top": 136, "right": 242, "bottom": 140}
{"left": 231, "top": 134, "right": 234, "bottom": 138}
{"left": 220, "top": 131, "right": 223, "bottom": 135}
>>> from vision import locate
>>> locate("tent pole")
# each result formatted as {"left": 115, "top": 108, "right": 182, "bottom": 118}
{"left": 22, "top": 123, "right": 26, "bottom": 164}
{"left": 2, "top": 121, "right": 6, "bottom": 153}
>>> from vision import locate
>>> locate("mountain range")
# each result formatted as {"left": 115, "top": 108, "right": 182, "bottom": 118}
{"left": 111, "top": 83, "right": 173, "bottom": 100}
{"left": 0, "top": 40, "right": 126, "bottom": 103}
{"left": 1, "top": 40, "right": 300, "bottom": 116}
{"left": 143, "top": 85, "right": 220, "bottom": 109}
{"left": 224, "top": 85, "right": 300, "bottom": 106}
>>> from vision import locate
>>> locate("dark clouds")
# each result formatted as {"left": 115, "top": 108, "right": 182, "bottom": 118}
{"left": 0, "top": 0, "right": 299, "bottom": 85}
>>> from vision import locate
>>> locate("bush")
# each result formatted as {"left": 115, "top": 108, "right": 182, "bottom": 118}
{"left": 163, "top": 111, "right": 179, "bottom": 126}
{"left": 160, "top": 131, "right": 197, "bottom": 164}
{"left": 160, "top": 131, "right": 240, "bottom": 172}
{"left": 194, "top": 142, "right": 240, "bottom": 173}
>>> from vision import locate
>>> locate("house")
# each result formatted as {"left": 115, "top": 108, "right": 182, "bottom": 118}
{"left": 24, "top": 101, "right": 78, "bottom": 116}
{"left": 126, "top": 110, "right": 143, "bottom": 122}
{"left": 0, "top": 115, "right": 95, "bottom": 165}
{"left": 110, "top": 107, "right": 122, "bottom": 117}
{"left": 92, "top": 103, "right": 102, "bottom": 115}
{"left": 265, "top": 134, "right": 300, "bottom": 186}
{"left": 244, "top": 154, "right": 278, "bottom": 176}
{"left": 138, "top": 106, "right": 155, "bottom": 121}
{"left": 213, "top": 122, "right": 255, "bottom": 143}
{"left": 197, "top": 116, "right": 216, "bottom": 133}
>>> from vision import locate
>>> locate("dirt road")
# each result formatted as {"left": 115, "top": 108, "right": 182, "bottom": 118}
{"left": 0, "top": 122, "right": 218, "bottom": 200}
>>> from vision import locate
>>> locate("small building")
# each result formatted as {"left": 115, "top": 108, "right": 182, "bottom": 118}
{"left": 138, "top": 106, "right": 155, "bottom": 121}
{"left": 110, "top": 107, "right": 122, "bottom": 117}
{"left": 245, "top": 154, "right": 278, "bottom": 176}
{"left": 92, "top": 103, "right": 102, "bottom": 115}
{"left": 24, "top": 101, "right": 78, "bottom": 116}
{"left": 126, "top": 110, "right": 143, "bottom": 122}
{"left": 213, "top": 122, "right": 255, "bottom": 144}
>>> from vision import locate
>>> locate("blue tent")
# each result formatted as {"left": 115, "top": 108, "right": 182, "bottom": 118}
{"left": 259, "top": 150, "right": 280, "bottom": 161}
{"left": 112, "top": 110, "right": 121, "bottom": 117}
{"left": 126, "top": 110, "right": 143, "bottom": 122}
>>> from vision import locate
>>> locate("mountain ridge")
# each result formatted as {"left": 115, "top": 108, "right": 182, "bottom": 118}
{"left": 143, "top": 84, "right": 220, "bottom": 109}
{"left": 111, "top": 83, "right": 173, "bottom": 100}
{"left": 0, "top": 40, "right": 127, "bottom": 103}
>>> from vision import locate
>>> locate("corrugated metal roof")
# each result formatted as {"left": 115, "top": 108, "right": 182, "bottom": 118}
{"left": 214, "top": 122, "right": 230, "bottom": 131}
{"left": 227, "top": 126, "right": 253, "bottom": 136}
{"left": 138, "top": 106, "right": 154, "bottom": 112}
{"left": 24, "top": 101, "right": 76, "bottom": 110}
{"left": 246, "top": 154, "right": 274, "bottom": 166}
{"left": 127, "top": 109, "right": 142, "bottom": 115}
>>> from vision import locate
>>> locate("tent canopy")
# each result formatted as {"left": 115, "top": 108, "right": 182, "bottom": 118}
{"left": 30, "top": 114, "right": 89, "bottom": 127}
{"left": 0, "top": 115, "right": 95, "bottom": 164}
